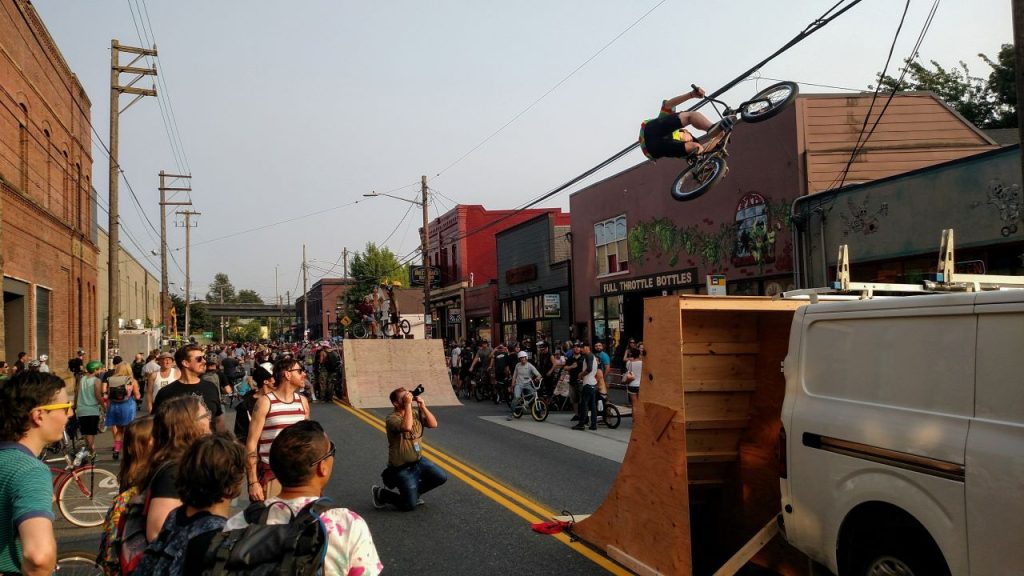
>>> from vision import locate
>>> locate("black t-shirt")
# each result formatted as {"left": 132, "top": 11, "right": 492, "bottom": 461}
{"left": 221, "top": 357, "right": 241, "bottom": 380}
{"left": 234, "top": 390, "right": 259, "bottom": 440}
{"left": 131, "top": 360, "right": 145, "bottom": 382}
{"left": 149, "top": 461, "right": 179, "bottom": 499}
{"left": 153, "top": 380, "right": 224, "bottom": 418}
{"left": 492, "top": 352, "right": 509, "bottom": 379}
{"left": 69, "top": 358, "right": 84, "bottom": 374}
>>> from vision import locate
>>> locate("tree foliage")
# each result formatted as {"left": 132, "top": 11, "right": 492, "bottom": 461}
{"left": 876, "top": 44, "right": 1016, "bottom": 129}
{"left": 342, "top": 242, "right": 407, "bottom": 320}
{"left": 237, "top": 289, "right": 264, "bottom": 304}
{"left": 206, "top": 273, "right": 237, "bottom": 303}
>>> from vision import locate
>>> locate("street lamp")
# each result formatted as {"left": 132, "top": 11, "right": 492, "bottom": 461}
{"left": 363, "top": 176, "right": 432, "bottom": 339}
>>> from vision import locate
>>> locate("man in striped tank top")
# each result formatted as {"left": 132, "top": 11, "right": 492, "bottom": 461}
{"left": 245, "top": 357, "right": 311, "bottom": 502}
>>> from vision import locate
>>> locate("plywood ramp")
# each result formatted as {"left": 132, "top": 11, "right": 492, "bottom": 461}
{"left": 574, "top": 295, "right": 807, "bottom": 576}
{"left": 342, "top": 339, "right": 461, "bottom": 409}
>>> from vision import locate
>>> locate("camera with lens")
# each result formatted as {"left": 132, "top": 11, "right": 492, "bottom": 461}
{"left": 411, "top": 384, "right": 425, "bottom": 398}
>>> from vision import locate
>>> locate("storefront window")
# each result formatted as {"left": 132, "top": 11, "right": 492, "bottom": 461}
{"left": 595, "top": 215, "right": 629, "bottom": 275}
{"left": 591, "top": 295, "right": 621, "bottom": 345}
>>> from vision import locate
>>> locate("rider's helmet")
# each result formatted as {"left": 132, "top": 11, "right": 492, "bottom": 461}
{"left": 39, "top": 354, "right": 48, "bottom": 362}
{"left": 517, "top": 351, "right": 528, "bottom": 359}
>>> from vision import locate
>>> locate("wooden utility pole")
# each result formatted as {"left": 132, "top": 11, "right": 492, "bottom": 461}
{"left": 342, "top": 247, "right": 348, "bottom": 279}
{"left": 177, "top": 210, "right": 200, "bottom": 339}
{"left": 302, "top": 244, "right": 309, "bottom": 341}
{"left": 108, "top": 40, "right": 156, "bottom": 363}
{"left": 158, "top": 171, "right": 191, "bottom": 331}
{"left": 421, "top": 175, "right": 431, "bottom": 339}
{"left": 1014, "top": 0, "right": 1024, "bottom": 188}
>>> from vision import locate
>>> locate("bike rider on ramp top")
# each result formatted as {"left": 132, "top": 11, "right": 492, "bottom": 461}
{"left": 639, "top": 86, "right": 715, "bottom": 160}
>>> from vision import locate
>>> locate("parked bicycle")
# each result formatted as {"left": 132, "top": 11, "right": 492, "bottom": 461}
{"left": 671, "top": 81, "right": 798, "bottom": 202}
{"left": 42, "top": 431, "right": 119, "bottom": 528}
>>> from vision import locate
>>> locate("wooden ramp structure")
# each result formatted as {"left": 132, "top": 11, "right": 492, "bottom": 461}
{"left": 342, "top": 339, "right": 461, "bottom": 409}
{"left": 573, "top": 295, "right": 808, "bottom": 575}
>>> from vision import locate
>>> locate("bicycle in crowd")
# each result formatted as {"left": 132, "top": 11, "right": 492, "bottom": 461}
{"left": 42, "top": 430, "right": 120, "bottom": 528}
{"left": 510, "top": 379, "right": 549, "bottom": 422}
{"left": 670, "top": 81, "right": 798, "bottom": 201}
{"left": 380, "top": 315, "right": 412, "bottom": 338}
{"left": 54, "top": 550, "right": 103, "bottom": 575}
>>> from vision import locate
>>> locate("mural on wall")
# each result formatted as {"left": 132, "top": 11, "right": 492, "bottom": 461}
{"left": 840, "top": 194, "right": 889, "bottom": 237}
{"left": 627, "top": 193, "right": 791, "bottom": 272}
{"left": 970, "top": 180, "right": 1022, "bottom": 237}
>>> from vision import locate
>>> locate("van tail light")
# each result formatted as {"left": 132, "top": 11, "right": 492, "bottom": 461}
{"left": 778, "top": 425, "right": 788, "bottom": 479}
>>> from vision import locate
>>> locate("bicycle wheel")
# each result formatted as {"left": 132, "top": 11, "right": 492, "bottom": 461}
{"left": 739, "top": 81, "right": 799, "bottom": 123}
{"left": 55, "top": 551, "right": 103, "bottom": 576}
{"left": 58, "top": 466, "right": 119, "bottom": 527}
{"left": 670, "top": 155, "right": 727, "bottom": 202}
{"left": 531, "top": 399, "right": 549, "bottom": 422}
{"left": 399, "top": 319, "right": 411, "bottom": 335}
{"left": 350, "top": 323, "right": 367, "bottom": 339}
{"left": 475, "top": 383, "right": 487, "bottom": 402}
{"left": 603, "top": 404, "right": 621, "bottom": 429}
{"left": 512, "top": 403, "right": 524, "bottom": 419}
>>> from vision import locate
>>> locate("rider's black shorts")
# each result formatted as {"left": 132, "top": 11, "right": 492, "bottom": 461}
{"left": 643, "top": 114, "right": 688, "bottom": 159}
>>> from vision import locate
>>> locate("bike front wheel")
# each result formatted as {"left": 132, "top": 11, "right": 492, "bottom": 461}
{"left": 55, "top": 551, "right": 103, "bottom": 576}
{"left": 740, "top": 81, "right": 799, "bottom": 123}
{"left": 671, "top": 155, "right": 727, "bottom": 202}
{"left": 531, "top": 399, "right": 549, "bottom": 422}
{"left": 398, "top": 319, "right": 411, "bottom": 335}
{"left": 58, "top": 466, "right": 120, "bottom": 527}
{"left": 603, "top": 404, "right": 621, "bottom": 429}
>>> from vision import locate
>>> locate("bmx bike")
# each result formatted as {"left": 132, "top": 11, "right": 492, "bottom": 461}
{"left": 511, "top": 379, "right": 549, "bottom": 422}
{"left": 380, "top": 316, "right": 412, "bottom": 338}
{"left": 670, "top": 81, "right": 798, "bottom": 202}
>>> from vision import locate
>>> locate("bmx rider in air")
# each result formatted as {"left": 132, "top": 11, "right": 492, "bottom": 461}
{"left": 639, "top": 86, "right": 715, "bottom": 160}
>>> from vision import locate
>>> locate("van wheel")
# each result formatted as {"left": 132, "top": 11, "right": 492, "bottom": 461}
{"left": 854, "top": 539, "right": 949, "bottom": 576}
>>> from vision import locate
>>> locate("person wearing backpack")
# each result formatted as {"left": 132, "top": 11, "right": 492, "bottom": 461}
{"left": 134, "top": 433, "right": 245, "bottom": 575}
{"left": 213, "top": 420, "right": 382, "bottom": 575}
{"left": 97, "top": 417, "right": 154, "bottom": 576}
{"left": 105, "top": 362, "right": 141, "bottom": 460}
{"left": 74, "top": 360, "right": 105, "bottom": 457}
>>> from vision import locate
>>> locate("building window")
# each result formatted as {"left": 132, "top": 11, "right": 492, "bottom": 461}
{"left": 595, "top": 216, "right": 628, "bottom": 275}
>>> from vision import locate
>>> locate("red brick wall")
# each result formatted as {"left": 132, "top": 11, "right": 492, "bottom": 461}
{"left": 1, "top": 1, "right": 97, "bottom": 361}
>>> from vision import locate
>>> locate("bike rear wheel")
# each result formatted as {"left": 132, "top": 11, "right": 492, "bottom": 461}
{"left": 350, "top": 323, "right": 367, "bottom": 339}
{"left": 55, "top": 551, "right": 103, "bottom": 576}
{"left": 58, "top": 466, "right": 119, "bottom": 527}
{"left": 671, "top": 155, "right": 727, "bottom": 202}
{"left": 740, "top": 81, "right": 799, "bottom": 123}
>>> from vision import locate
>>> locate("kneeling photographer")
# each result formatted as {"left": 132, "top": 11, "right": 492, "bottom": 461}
{"left": 371, "top": 385, "right": 447, "bottom": 511}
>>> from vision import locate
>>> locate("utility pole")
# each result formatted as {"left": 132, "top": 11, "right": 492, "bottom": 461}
{"left": 177, "top": 210, "right": 200, "bottom": 340}
{"left": 274, "top": 264, "right": 280, "bottom": 339}
{"left": 219, "top": 287, "right": 225, "bottom": 343}
{"left": 108, "top": 40, "right": 156, "bottom": 363}
{"left": 158, "top": 171, "right": 191, "bottom": 332}
{"left": 1013, "top": 0, "right": 1024, "bottom": 189}
{"left": 342, "top": 247, "right": 348, "bottom": 279}
{"left": 302, "top": 244, "right": 309, "bottom": 342}
{"left": 421, "top": 175, "right": 431, "bottom": 339}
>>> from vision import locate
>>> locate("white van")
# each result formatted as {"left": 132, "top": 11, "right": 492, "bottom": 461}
{"left": 779, "top": 289, "right": 1024, "bottom": 575}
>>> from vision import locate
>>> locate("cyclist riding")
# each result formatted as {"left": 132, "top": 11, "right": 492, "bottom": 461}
{"left": 639, "top": 86, "right": 714, "bottom": 160}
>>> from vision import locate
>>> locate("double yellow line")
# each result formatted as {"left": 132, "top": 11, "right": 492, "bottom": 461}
{"left": 334, "top": 400, "right": 631, "bottom": 575}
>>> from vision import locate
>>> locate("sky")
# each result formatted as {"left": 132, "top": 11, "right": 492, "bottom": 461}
{"left": 34, "top": 0, "right": 1012, "bottom": 302}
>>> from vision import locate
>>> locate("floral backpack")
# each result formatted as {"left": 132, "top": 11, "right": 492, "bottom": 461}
{"left": 97, "top": 486, "right": 139, "bottom": 575}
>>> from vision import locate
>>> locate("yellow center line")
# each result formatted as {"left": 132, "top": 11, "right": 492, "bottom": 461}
{"left": 333, "top": 400, "right": 631, "bottom": 576}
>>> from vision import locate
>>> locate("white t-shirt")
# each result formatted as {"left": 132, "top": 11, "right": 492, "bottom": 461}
{"left": 224, "top": 496, "right": 382, "bottom": 576}
{"left": 626, "top": 360, "right": 643, "bottom": 388}
{"left": 142, "top": 359, "right": 160, "bottom": 377}
{"left": 451, "top": 347, "right": 462, "bottom": 368}
{"left": 151, "top": 367, "right": 180, "bottom": 397}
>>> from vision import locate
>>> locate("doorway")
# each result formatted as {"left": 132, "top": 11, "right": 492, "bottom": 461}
{"left": 4, "top": 277, "right": 29, "bottom": 358}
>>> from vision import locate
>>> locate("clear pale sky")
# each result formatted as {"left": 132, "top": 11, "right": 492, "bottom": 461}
{"left": 35, "top": 0, "right": 1012, "bottom": 301}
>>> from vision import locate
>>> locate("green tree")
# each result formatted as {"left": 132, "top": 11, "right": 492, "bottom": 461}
{"left": 343, "top": 242, "right": 406, "bottom": 320}
{"left": 237, "top": 289, "right": 264, "bottom": 304}
{"left": 876, "top": 44, "right": 1016, "bottom": 128}
{"left": 206, "top": 273, "right": 237, "bottom": 303}
{"left": 234, "top": 320, "right": 262, "bottom": 342}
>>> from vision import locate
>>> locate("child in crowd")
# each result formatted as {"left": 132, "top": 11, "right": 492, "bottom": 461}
{"left": 135, "top": 433, "right": 246, "bottom": 575}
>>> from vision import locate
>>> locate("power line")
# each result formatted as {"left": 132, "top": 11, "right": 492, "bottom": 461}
{"left": 432, "top": 0, "right": 668, "bottom": 181}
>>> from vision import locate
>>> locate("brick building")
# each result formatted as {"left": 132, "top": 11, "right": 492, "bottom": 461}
{"left": 295, "top": 278, "right": 355, "bottom": 341}
{"left": 424, "top": 204, "right": 565, "bottom": 343}
{"left": 1, "top": 0, "right": 97, "bottom": 364}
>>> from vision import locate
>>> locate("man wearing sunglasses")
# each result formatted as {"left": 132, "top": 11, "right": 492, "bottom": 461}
{"left": 246, "top": 358, "right": 310, "bottom": 502}
{"left": 0, "top": 371, "right": 70, "bottom": 576}
{"left": 152, "top": 344, "right": 225, "bottom": 432}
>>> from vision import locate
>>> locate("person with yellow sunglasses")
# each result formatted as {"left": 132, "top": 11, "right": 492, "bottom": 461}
{"left": 0, "top": 371, "right": 71, "bottom": 575}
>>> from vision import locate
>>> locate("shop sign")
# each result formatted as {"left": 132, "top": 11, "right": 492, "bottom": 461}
{"left": 542, "top": 294, "right": 561, "bottom": 318}
{"left": 600, "top": 268, "right": 698, "bottom": 295}
{"left": 410, "top": 265, "right": 442, "bottom": 288}
{"left": 506, "top": 264, "right": 537, "bottom": 285}
{"left": 448, "top": 310, "right": 462, "bottom": 323}
{"left": 707, "top": 274, "right": 727, "bottom": 296}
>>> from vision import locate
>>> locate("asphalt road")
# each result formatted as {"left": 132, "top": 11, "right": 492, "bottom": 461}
{"left": 56, "top": 392, "right": 636, "bottom": 575}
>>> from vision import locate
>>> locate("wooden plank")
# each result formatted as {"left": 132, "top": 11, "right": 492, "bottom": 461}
{"left": 608, "top": 545, "right": 663, "bottom": 576}
{"left": 804, "top": 111, "right": 955, "bottom": 128}
{"left": 687, "top": 429, "right": 745, "bottom": 453}
{"left": 684, "top": 379, "right": 759, "bottom": 392}
{"left": 711, "top": 516, "right": 781, "bottom": 576}
{"left": 685, "top": 418, "right": 751, "bottom": 430}
{"left": 687, "top": 450, "right": 740, "bottom": 463}
{"left": 681, "top": 341, "right": 760, "bottom": 355}
{"left": 683, "top": 354, "right": 756, "bottom": 380}
{"left": 685, "top": 392, "right": 752, "bottom": 420}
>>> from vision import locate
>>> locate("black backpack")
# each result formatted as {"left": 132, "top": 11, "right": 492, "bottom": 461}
{"left": 201, "top": 498, "right": 337, "bottom": 576}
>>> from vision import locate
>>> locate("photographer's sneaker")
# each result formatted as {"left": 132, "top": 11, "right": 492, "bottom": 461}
{"left": 371, "top": 485, "right": 386, "bottom": 509}
{"left": 417, "top": 498, "right": 425, "bottom": 506}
